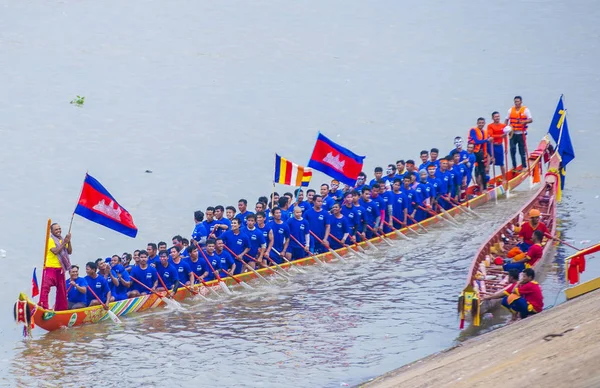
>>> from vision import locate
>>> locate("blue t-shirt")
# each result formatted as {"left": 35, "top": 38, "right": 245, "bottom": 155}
{"left": 170, "top": 259, "right": 192, "bottom": 284}
{"left": 466, "top": 153, "right": 476, "bottom": 176}
{"left": 415, "top": 181, "right": 433, "bottom": 206}
{"left": 295, "top": 200, "right": 311, "bottom": 214}
{"left": 321, "top": 196, "right": 336, "bottom": 212}
{"left": 156, "top": 262, "right": 179, "bottom": 289}
{"left": 427, "top": 176, "right": 442, "bottom": 198}
{"left": 360, "top": 198, "right": 379, "bottom": 227}
{"left": 267, "top": 220, "right": 290, "bottom": 252}
{"left": 438, "top": 170, "right": 451, "bottom": 196}
{"left": 186, "top": 257, "right": 207, "bottom": 280}
{"left": 222, "top": 231, "right": 251, "bottom": 258}
{"left": 328, "top": 214, "right": 350, "bottom": 243}
{"left": 242, "top": 226, "right": 266, "bottom": 258}
{"left": 109, "top": 264, "right": 131, "bottom": 300}
{"left": 256, "top": 223, "right": 271, "bottom": 243}
{"left": 213, "top": 217, "right": 231, "bottom": 237}
{"left": 341, "top": 204, "right": 360, "bottom": 233}
{"left": 66, "top": 277, "right": 88, "bottom": 305}
{"left": 353, "top": 204, "right": 366, "bottom": 231}
{"left": 203, "top": 219, "right": 218, "bottom": 237}
{"left": 215, "top": 249, "right": 234, "bottom": 278}
{"left": 130, "top": 265, "right": 158, "bottom": 293}
{"left": 84, "top": 275, "right": 110, "bottom": 305}
{"left": 391, "top": 191, "right": 407, "bottom": 222}
{"left": 403, "top": 187, "right": 417, "bottom": 214}
{"left": 201, "top": 251, "right": 221, "bottom": 280}
{"left": 305, "top": 207, "right": 330, "bottom": 240}
{"left": 329, "top": 189, "right": 344, "bottom": 203}
{"left": 287, "top": 217, "right": 310, "bottom": 249}
{"left": 191, "top": 223, "right": 208, "bottom": 246}
{"left": 372, "top": 195, "right": 386, "bottom": 222}
{"left": 235, "top": 210, "right": 254, "bottom": 227}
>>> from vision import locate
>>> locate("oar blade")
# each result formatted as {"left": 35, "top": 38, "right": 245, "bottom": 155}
{"left": 366, "top": 241, "right": 380, "bottom": 251}
{"left": 219, "top": 281, "right": 233, "bottom": 295}
{"left": 107, "top": 310, "right": 122, "bottom": 324}
{"left": 240, "top": 281, "right": 254, "bottom": 290}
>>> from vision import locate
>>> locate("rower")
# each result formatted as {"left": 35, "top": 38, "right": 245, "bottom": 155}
{"left": 418, "top": 150, "right": 429, "bottom": 171}
{"left": 158, "top": 241, "right": 167, "bottom": 252}
{"left": 488, "top": 111, "right": 507, "bottom": 180}
{"left": 391, "top": 179, "right": 407, "bottom": 228}
{"left": 108, "top": 255, "right": 132, "bottom": 301}
{"left": 191, "top": 210, "right": 208, "bottom": 247}
{"left": 329, "top": 180, "right": 344, "bottom": 203}
{"left": 503, "top": 230, "right": 544, "bottom": 273}
{"left": 328, "top": 203, "right": 351, "bottom": 249}
{"left": 437, "top": 158, "right": 452, "bottom": 209}
{"left": 429, "top": 148, "right": 440, "bottom": 169}
{"left": 278, "top": 196, "right": 292, "bottom": 222}
{"left": 294, "top": 188, "right": 310, "bottom": 214}
{"left": 84, "top": 261, "right": 113, "bottom": 307}
{"left": 402, "top": 175, "right": 417, "bottom": 224}
{"left": 287, "top": 206, "right": 311, "bottom": 260}
{"left": 370, "top": 183, "right": 387, "bottom": 233}
{"left": 203, "top": 207, "right": 218, "bottom": 237}
{"left": 481, "top": 268, "right": 520, "bottom": 304}
{"left": 155, "top": 250, "right": 179, "bottom": 291}
{"left": 266, "top": 207, "right": 291, "bottom": 264}
{"left": 213, "top": 205, "right": 231, "bottom": 237}
{"left": 306, "top": 189, "right": 316, "bottom": 208}
{"left": 464, "top": 143, "right": 476, "bottom": 187}
{"left": 505, "top": 96, "right": 533, "bottom": 172}
{"left": 414, "top": 170, "right": 433, "bottom": 221}
{"left": 236, "top": 199, "right": 254, "bottom": 226}
{"left": 169, "top": 246, "right": 193, "bottom": 286}
{"left": 66, "top": 265, "right": 88, "bottom": 310}
{"left": 426, "top": 164, "right": 441, "bottom": 210}
{"left": 214, "top": 238, "right": 234, "bottom": 278}
{"left": 446, "top": 156, "right": 460, "bottom": 202}
{"left": 383, "top": 164, "right": 397, "bottom": 187}
{"left": 185, "top": 244, "right": 209, "bottom": 283}
{"left": 320, "top": 183, "right": 336, "bottom": 211}
{"left": 241, "top": 214, "right": 266, "bottom": 268}
{"left": 202, "top": 240, "right": 220, "bottom": 281}
{"left": 305, "top": 195, "right": 331, "bottom": 254}
{"left": 351, "top": 190, "right": 367, "bottom": 241}
{"left": 450, "top": 151, "right": 468, "bottom": 200}
{"left": 518, "top": 208, "right": 548, "bottom": 252}
{"left": 255, "top": 212, "right": 271, "bottom": 263}
{"left": 222, "top": 218, "right": 250, "bottom": 274}
{"left": 129, "top": 250, "right": 158, "bottom": 297}
{"left": 502, "top": 268, "right": 543, "bottom": 320}
{"left": 39, "top": 222, "right": 72, "bottom": 311}
{"left": 341, "top": 192, "right": 360, "bottom": 237}
{"left": 405, "top": 160, "right": 417, "bottom": 182}
{"left": 126, "top": 250, "right": 139, "bottom": 273}
{"left": 452, "top": 137, "right": 469, "bottom": 164}
{"left": 147, "top": 243, "right": 159, "bottom": 267}
{"left": 226, "top": 206, "right": 237, "bottom": 222}
{"left": 359, "top": 187, "right": 379, "bottom": 238}
{"left": 396, "top": 160, "right": 406, "bottom": 178}
{"left": 370, "top": 167, "right": 384, "bottom": 186}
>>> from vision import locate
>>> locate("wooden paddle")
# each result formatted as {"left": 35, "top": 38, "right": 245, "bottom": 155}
{"left": 86, "top": 286, "right": 121, "bottom": 324}
{"left": 222, "top": 245, "right": 276, "bottom": 285}
{"left": 391, "top": 215, "right": 421, "bottom": 236}
{"left": 381, "top": 219, "right": 411, "bottom": 241}
{"left": 271, "top": 248, "right": 307, "bottom": 273}
{"left": 244, "top": 250, "right": 291, "bottom": 280}
{"left": 442, "top": 195, "right": 481, "bottom": 219}
{"left": 288, "top": 234, "right": 327, "bottom": 266}
{"left": 194, "top": 241, "right": 233, "bottom": 295}
{"left": 328, "top": 234, "right": 368, "bottom": 259}
{"left": 220, "top": 269, "right": 256, "bottom": 290}
{"left": 365, "top": 224, "right": 394, "bottom": 246}
{"left": 406, "top": 211, "right": 428, "bottom": 232}
{"left": 192, "top": 272, "right": 227, "bottom": 296}
{"left": 130, "top": 276, "right": 188, "bottom": 308}
{"left": 308, "top": 231, "right": 346, "bottom": 262}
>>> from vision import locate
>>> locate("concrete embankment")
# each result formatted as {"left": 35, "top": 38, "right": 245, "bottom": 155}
{"left": 359, "top": 289, "right": 600, "bottom": 388}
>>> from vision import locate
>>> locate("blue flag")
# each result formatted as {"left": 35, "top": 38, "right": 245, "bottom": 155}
{"left": 557, "top": 117, "right": 575, "bottom": 190}
{"left": 548, "top": 95, "right": 565, "bottom": 144}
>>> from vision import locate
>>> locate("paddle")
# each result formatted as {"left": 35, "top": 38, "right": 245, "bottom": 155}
{"left": 544, "top": 233, "right": 582, "bottom": 252}
{"left": 307, "top": 231, "right": 347, "bottom": 263}
{"left": 222, "top": 245, "right": 276, "bottom": 286}
{"left": 442, "top": 195, "right": 481, "bottom": 219}
{"left": 436, "top": 203, "right": 461, "bottom": 225}
{"left": 328, "top": 234, "right": 368, "bottom": 259}
{"left": 244, "top": 250, "right": 291, "bottom": 280}
{"left": 407, "top": 211, "right": 428, "bottom": 232}
{"left": 366, "top": 224, "right": 394, "bottom": 246}
{"left": 192, "top": 272, "right": 227, "bottom": 296}
{"left": 357, "top": 231, "right": 380, "bottom": 251}
{"left": 381, "top": 219, "right": 411, "bottom": 241}
{"left": 194, "top": 241, "right": 233, "bottom": 295}
{"left": 175, "top": 279, "right": 211, "bottom": 302}
{"left": 221, "top": 269, "right": 256, "bottom": 290}
{"left": 391, "top": 215, "right": 421, "bottom": 236}
{"left": 271, "top": 248, "right": 307, "bottom": 273}
{"left": 260, "top": 252, "right": 295, "bottom": 278}
{"left": 155, "top": 272, "right": 187, "bottom": 310}
{"left": 288, "top": 234, "right": 327, "bottom": 266}
{"left": 86, "top": 286, "right": 121, "bottom": 324}
{"left": 131, "top": 276, "right": 187, "bottom": 309}
{"left": 417, "top": 204, "right": 459, "bottom": 228}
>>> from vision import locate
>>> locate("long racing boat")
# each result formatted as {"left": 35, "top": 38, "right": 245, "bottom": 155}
{"left": 15, "top": 137, "right": 551, "bottom": 335}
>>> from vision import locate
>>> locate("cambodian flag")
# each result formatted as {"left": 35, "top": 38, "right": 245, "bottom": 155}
{"left": 74, "top": 174, "right": 138, "bottom": 237}
{"left": 32, "top": 268, "right": 39, "bottom": 297}
{"left": 307, "top": 133, "right": 366, "bottom": 186}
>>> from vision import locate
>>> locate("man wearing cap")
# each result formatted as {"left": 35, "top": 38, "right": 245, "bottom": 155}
{"left": 505, "top": 96, "right": 533, "bottom": 172}
{"left": 503, "top": 230, "right": 544, "bottom": 272}
{"left": 518, "top": 208, "right": 548, "bottom": 252}
{"left": 502, "top": 268, "right": 543, "bottom": 320}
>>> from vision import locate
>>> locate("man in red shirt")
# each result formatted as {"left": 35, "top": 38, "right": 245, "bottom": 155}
{"left": 503, "top": 230, "right": 544, "bottom": 272}
{"left": 518, "top": 208, "right": 548, "bottom": 251}
{"left": 501, "top": 268, "right": 544, "bottom": 320}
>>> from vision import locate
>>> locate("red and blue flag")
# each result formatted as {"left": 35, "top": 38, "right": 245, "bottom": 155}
{"left": 74, "top": 174, "right": 138, "bottom": 237}
{"left": 307, "top": 133, "right": 365, "bottom": 186}
{"left": 31, "top": 268, "right": 39, "bottom": 297}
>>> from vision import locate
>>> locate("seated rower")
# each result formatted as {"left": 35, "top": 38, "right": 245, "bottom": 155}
{"left": 359, "top": 187, "right": 379, "bottom": 239}
{"left": 503, "top": 230, "right": 544, "bottom": 273}
{"left": 202, "top": 239, "right": 221, "bottom": 281}
{"left": 169, "top": 246, "right": 193, "bottom": 286}
{"left": 328, "top": 203, "right": 351, "bottom": 250}
{"left": 186, "top": 244, "right": 209, "bottom": 283}
{"left": 287, "top": 206, "right": 311, "bottom": 260}
{"left": 155, "top": 250, "right": 179, "bottom": 292}
{"left": 518, "top": 208, "right": 548, "bottom": 252}
{"left": 482, "top": 269, "right": 520, "bottom": 307}
{"left": 501, "top": 268, "right": 543, "bottom": 320}
{"left": 108, "top": 255, "right": 132, "bottom": 301}
{"left": 66, "top": 265, "right": 88, "bottom": 309}
{"left": 266, "top": 207, "right": 291, "bottom": 264}
{"left": 255, "top": 212, "right": 270, "bottom": 265}
{"left": 222, "top": 218, "right": 251, "bottom": 274}
{"left": 215, "top": 238, "right": 234, "bottom": 278}
{"left": 242, "top": 214, "right": 266, "bottom": 268}
{"left": 84, "top": 261, "right": 113, "bottom": 308}
{"left": 128, "top": 250, "right": 158, "bottom": 297}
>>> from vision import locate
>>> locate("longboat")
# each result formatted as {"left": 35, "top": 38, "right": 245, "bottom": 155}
{"left": 15, "top": 137, "right": 551, "bottom": 334}
{"left": 458, "top": 149, "right": 560, "bottom": 328}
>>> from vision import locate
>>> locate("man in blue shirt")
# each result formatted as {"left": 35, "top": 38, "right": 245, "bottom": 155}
{"left": 341, "top": 192, "right": 360, "bottom": 237}
{"left": 129, "top": 250, "right": 158, "bottom": 297}
{"left": 305, "top": 195, "right": 331, "bottom": 254}
{"left": 84, "top": 261, "right": 112, "bottom": 307}
{"left": 242, "top": 214, "right": 266, "bottom": 267}
{"left": 156, "top": 250, "right": 179, "bottom": 291}
{"left": 329, "top": 180, "right": 344, "bottom": 204}
{"left": 266, "top": 207, "right": 291, "bottom": 264}
{"left": 418, "top": 150, "right": 430, "bottom": 171}
{"left": 351, "top": 190, "right": 367, "bottom": 241}
{"left": 202, "top": 207, "right": 218, "bottom": 238}
{"left": 287, "top": 206, "right": 311, "bottom": 260}
{"left": 235, "top": 199, "right": 254, "bottom": 227}
{"left": 222, "top": 218, "right": 251, "bottom": 275}
{"left": 278, "top": 196, "right": 292, "bottom": 222}
{"left": 108, "top": 255, "right": 132, "bottom": 301}
{"left": 185, "top": 244, "right": 209, "bottom": 283}
{"left": 213, "top": 205, "right": 231, "bottom": 238}
{"left": 437, "top": 158, "right": 453, "bottom": 210}
{"left": 328, "top": 203, "right": 351, "bottom": 249}
{"left": 369, "top": 167, "right": 384, "bottom": 187}
{"left": 427, "top": 164, "right": 442, "bottom": 210}
{"left": 169, "top": 246, "right": 193, "bottom": 286}
{"left": 429, "top": 148, "right": 441, "bottom": 170}
{"left": 382, "top": 164, "right": 397, "bottom": 188}
{"left": 319, "top": 184, "right": 337, "bottom": 212}
{"left": 359, "top": 187, "right": 379, "bottom": 238}
{"left": 464, "top": 143, "right": 477, "bottom": 187}
{"left": 391, "top": 179, "right": 408, "bottom": 229}
{"left": 66, "top": 265, "right": 87, "bottom": 309}
{"left": 200, "top": 240, "right": 221, "bottom": 281}
{"left": 215, "top": 238, "right": 235, "bottom": 278}
{"left": 293, "top": 189, "right": 311, "bottom": 214}
{"left": 191, "top": 210, "right": 208, "bottom": 248}
{"left": 402, "top": 175, "right": 417, "bottom": 224}
{"left": 414, "top": 170, "right": 433, "bottom": 222}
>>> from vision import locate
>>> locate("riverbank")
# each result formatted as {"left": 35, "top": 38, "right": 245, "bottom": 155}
{"left": 359, "top": 289, "right": 600, "bottom": 388}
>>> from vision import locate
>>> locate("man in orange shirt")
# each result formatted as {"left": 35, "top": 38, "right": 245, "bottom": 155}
{"left": 488, "top": 111, "right": 508, "bottom": 181}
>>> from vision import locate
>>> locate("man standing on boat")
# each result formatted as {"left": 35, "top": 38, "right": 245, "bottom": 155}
{"left": 305, "top": 195, "right": 331, "bottom": 254}
{"left": 469, "top": 117, "right": 490, "bottom": 190}
{"left": 488, "top": 111, "right": 508, "bottom": 181}
{"left": 191, "top": 210, "right": 208, "bottom": 247}
{"left": 505, "top": 96, "right": 533, "bottom": 171}
{"left": 39, "top": 223, "right": 72, "bottom": 311}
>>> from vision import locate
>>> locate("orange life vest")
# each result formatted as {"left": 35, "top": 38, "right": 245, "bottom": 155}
{"left": 509, "top": 106, "right": 529, "bottom": 134}
{"left": 468, "top": 127, "right": 488, "bottom": 154}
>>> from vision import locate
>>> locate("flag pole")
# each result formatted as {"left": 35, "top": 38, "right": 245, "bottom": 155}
{"left": 69, "top": 172, "right": 87, "bottom": 234}
{"left": 39, "top": 218, "right": 52, "bottom": 301}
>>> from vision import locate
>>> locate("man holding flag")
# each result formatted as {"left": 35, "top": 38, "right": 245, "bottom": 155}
{"left": 39, "top": 223, "right": 72, "bottom": 311}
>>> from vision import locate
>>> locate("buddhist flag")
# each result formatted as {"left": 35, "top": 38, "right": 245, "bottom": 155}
{"left": 548, "top": 95, "right": 565, "bottom": 144}
{"left": 74, "top": 174, "right": 138, "bottom": 237}
{"left": 274, "top": 154, "right": 313, "bottom": 187}
{"left": 307, "top": 132, "right": 365, "bottom": 186}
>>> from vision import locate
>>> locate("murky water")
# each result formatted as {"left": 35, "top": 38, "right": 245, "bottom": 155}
{"left": 1, "top": 0, "right": 599, "bottom": 387}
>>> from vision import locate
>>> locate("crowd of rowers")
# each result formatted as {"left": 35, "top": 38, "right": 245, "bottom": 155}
{"left": 62, "top": 107, "right": 534, "bottom": 311}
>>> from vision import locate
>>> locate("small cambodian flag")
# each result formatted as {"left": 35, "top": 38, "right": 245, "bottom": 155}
{"left": 307, "top": 132, "right": 366, "bottom": 186}
{"left": 32, "top": 268, "right": 39, "bottom": 297}
{"left": 74, "top": 174, "right": 138, "bottom": 237}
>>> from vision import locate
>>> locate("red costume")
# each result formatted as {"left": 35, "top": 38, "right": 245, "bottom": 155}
{"left": 515, "top": 281, "right": 543, "bottom": 313}
{"left": 519, "top": 221, "right": 548, "bottom": 245}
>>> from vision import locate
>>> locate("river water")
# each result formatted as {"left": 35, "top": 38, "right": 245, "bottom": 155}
{"left": 1, "top": 0, "right": 599, "bottom": 387}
